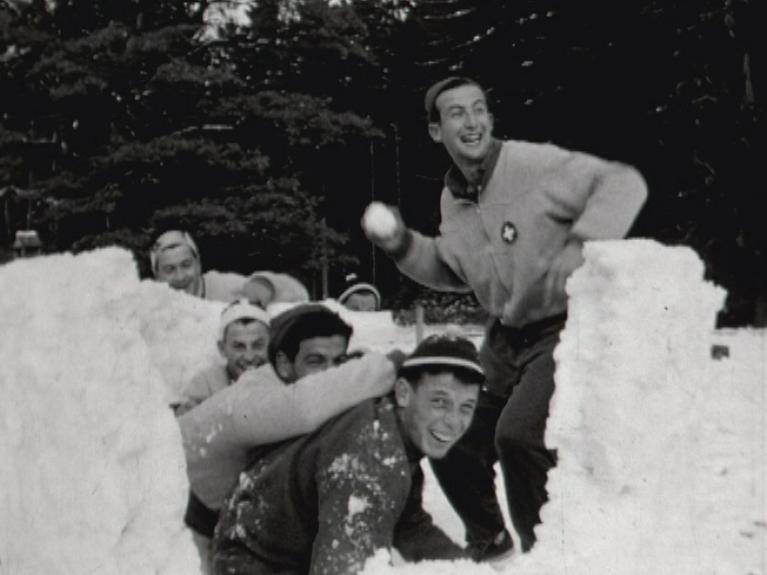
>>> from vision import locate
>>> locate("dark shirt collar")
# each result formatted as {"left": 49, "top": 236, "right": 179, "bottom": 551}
{"left": 444, "top": 138, "right": 502, "bottom": 201}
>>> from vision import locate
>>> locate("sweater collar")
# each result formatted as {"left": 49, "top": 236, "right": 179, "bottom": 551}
{"left": 444, "top": 138, "right": 502, "bottom": 200}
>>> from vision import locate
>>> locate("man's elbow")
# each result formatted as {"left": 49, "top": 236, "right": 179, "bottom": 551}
{"left": 614, "top": 163, "right": 649, "bottom": 208}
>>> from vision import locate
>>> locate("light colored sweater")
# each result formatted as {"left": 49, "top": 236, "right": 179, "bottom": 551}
{"left": 397, "top": 140, "right": 648, "bottom": 327}
{"left": 175, "top": 363, "right": 230, "bottom": 417}
{"left": 202, "top": 270, "right": 309, "bottom": 304}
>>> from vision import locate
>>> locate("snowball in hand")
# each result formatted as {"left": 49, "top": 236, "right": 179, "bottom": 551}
{"left": 363, "top": 202, "right": 398, "bottom": 239}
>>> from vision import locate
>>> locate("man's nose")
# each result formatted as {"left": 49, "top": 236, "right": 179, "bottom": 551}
{"left": 443, "top": 408, "right": 462, "bottom": 432}
{"left": 243, "top": 348, "right": 259, "bottom": 362}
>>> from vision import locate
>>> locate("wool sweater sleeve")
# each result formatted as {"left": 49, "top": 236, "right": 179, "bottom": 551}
{"left": 549, "top": 147, "right": 648, "bottom": 241}
{"left": 393, "top": 229, "right": 473, "bottom": 293}
{"left": 227, "top": 352, "right": 397, "bottom": 446}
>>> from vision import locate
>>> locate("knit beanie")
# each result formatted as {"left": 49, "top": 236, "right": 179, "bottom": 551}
{"left": 402, "top": 333, "right": 484, "bottom": 382}
{"left": 218, "top": 299, "right": 270, "bottom": 340}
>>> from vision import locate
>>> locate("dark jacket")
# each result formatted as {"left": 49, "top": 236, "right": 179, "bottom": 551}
{"left": 212, "top": 396, "right": 464, "bottom": 575}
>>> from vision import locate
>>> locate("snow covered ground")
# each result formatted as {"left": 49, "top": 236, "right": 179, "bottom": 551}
{"left": 1, "top": 240, "right": 765, "bottom": 574}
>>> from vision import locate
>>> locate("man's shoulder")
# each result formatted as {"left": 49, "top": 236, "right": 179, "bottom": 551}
{"left": 182, "top": 364, "right": 279, "bottom": 419}
{"left": 190, "top": 363, "right": 228, "bottom": 387}
{"left": 500, "top": 139, "right": 568, "bottom": 160}
{"left": 317, "top": 396, "right": 406, "bottom": 460}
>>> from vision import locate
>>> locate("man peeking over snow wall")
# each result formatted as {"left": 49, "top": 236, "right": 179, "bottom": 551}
{"left": 0, "top": 248, "right": 199, "bottom": 575}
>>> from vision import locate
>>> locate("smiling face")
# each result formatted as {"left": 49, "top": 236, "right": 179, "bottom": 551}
{"left": 395, "top": 371, "right": 480, "bottom": 459}
{"left": 275, "top": 334, "right": 349, "bottom": 383}
{"left": 218, "top": 320, "right": 271, "bottom": 381}
{"left": 342, "top": 292, "right": 379, "bottom": 312}
{"left": 154, "top": 244, "right": 202, "bottom": 296}
{"left": 428, "top": 83, "right": 494, "bottom": 170}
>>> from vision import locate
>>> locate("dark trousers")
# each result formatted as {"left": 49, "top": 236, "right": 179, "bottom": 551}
{"left": 430, "top": 314, "right": 564, "bottom": 552}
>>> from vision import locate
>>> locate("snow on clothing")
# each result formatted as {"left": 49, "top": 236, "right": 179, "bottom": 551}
{"left": 392, "top": 139, "right": 647, "bottom": 551}
{"left": 175, "top": 363, "right": 230, "bottom": 417}
{"left": 395, "top": 139, "right": 647, "bottom": 330}
{"left": 177, "top": 353, "right": 397, "bottom": 514}
{"left": 212, "top": 395, "right": 465, "bottom": 575}
{"left": 199, "top": 270, "right": 309, "bottom": 304}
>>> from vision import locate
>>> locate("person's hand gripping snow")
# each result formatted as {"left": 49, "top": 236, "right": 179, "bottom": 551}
{"left": 361, "top": 202, "right": 409, "bottom": 256}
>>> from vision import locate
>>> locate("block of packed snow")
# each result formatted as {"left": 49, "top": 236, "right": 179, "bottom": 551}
{"left": 514, "top": 239, "right": 766, "bottom": 575}
{"left": 138, "top": 281, "right": 223, "bottom": 406}
{"left": 0, "top": 248, "right": 200, "bottom": 575}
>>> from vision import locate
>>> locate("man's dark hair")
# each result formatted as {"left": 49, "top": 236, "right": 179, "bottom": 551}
{"left": 424, "top": 76, "right": 486, "bottom": 123}
{"left": 267, "top": 304, "right": 353, "bottom": 364}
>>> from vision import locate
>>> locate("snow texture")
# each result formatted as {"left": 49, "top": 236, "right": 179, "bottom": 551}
{"left": 137, "top": 280, "right": 222, "bottom": 406}
{"left": 1, "top": 240, "right": 765, "bottom": 575}
{"left": 0, "top": 248, "right": 199, "bottom": 575}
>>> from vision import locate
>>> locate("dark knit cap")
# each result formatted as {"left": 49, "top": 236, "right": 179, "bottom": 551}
{"left": 267, "top": 303, "right": 352, "bottom": 364}
{"left": 402, "top": 333, "right": 484, "bottom": 382}
{"left": 424, "top": 76, "right": 482, "bottom": 121}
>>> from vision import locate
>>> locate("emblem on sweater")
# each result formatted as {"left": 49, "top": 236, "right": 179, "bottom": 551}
{"left": 501, "top": 222, "right": 517, "bottom": 244}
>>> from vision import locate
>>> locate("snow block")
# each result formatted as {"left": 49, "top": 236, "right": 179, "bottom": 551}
{"left": 138, "top": 280, "right": 222, "bottom": 406}
{"left": 0, "top": 248, "right": 200, "bottom": 575}
{"left": 519, "top": 239, "right": 766, "bottom": 574}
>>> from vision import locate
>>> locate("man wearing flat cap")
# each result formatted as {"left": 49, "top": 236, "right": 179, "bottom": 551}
{"left": 364, "top": 76, "right": 648, "bottom": 557}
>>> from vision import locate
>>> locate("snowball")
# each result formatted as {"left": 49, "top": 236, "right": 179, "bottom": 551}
{"left": 0, "top": 248, "right": 200, "bottom": 575}
{"left": 363, "top": 202, "right": 398, "bottom": 239}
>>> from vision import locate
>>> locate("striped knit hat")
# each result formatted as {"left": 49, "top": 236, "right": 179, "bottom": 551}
{"left": 402, "top": 333, "right": 484, "bottom": 382}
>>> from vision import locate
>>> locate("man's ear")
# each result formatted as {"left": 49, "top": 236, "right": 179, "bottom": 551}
{"left": 274, "top": 351, "right": 294, "bottom": 382}
{"left": 217, "top": 338, "right": 226, "bottom": 357}
{"left": 428, "top": 122, "right": 442, "bottom": 143}
{"left": 394, "top": 377, "right": 413, "bottom": 408}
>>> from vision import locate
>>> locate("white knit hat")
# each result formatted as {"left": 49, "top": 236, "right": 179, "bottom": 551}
{"left": 150, "top": 230, "right": 200, "bottom": 275}
{"left": 218, "top": 299, "right": 270, "bottom": 340}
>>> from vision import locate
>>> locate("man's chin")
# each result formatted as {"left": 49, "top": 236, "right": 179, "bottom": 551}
{"left": 459, "top": 143, "right": 490, "bottom": 161}
{"left": 423, "top": 439, "right": 457, "bottom": 459}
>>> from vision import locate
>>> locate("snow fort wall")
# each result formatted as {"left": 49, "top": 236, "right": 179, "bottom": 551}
{"left": 517, "top": 239, "right": 766, "bottom": 574}
{"left": 0, "top": 248, "right": 200, "bottom": 575}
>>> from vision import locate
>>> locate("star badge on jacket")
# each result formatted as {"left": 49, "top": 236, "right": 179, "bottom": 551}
{"left": 501, "top": 222, "right": 518, "bottom": 244}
